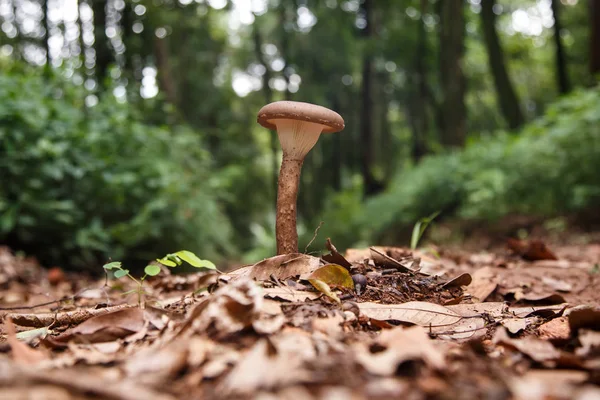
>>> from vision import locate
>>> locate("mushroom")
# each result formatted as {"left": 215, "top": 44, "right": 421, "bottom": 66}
{"left": 257, "top": 101, "right": 345, "bottom": 255}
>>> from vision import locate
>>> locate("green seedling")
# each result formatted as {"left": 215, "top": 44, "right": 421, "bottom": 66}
{"left": 410, "top": 211, "right": 441, "bottom": 250}
{"left": 103, "top": 250, "right": 216, "bottom": 307}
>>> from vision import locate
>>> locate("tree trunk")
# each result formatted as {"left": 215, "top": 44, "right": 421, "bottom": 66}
{"left": 551, "top": 0, "right": 571, "bottom": 94}
{"left": 360, "top": 0, "right": 383, "bottom": 196}
{"left": 480, "top": 0, "right": 524, "bottom": 130}
{"left": 439, "top": 0, "right": 466, "bottom": 147}
{"left": 91, "top": 0, "right": 111, "bottom": 89}
{"left": 591, "top": 0, "right": 600, "bottom": 79}
{"left": 252, "top": 20, "right": 278, "bottom": 200}
{"left": 412, "top": 0, "right": 430, "bottom": 160}
{"left": 42, "top": 0, "right": 51, "bottom": 76}
{"left": 153, "top": 37, "right": 178, "bottom": 107}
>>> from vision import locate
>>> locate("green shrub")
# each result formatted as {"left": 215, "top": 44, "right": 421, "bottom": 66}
{"left": 357, "top": 86, "right": 600, "bottom": 244}
{"left": 0, "top": 65, "right": 232, "bottom": 268}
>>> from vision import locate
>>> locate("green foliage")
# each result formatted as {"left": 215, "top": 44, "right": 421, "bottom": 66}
{"left": 0, "top": 65, "right": 232, "bottom": 268}
{"left": 103, "top": 249, "right": 215, "bottom": 306}
{"left": 359, "top": 86, "right": 600, "bottom": 243}
{"left": 410, "top": 211, "right": 440, "bottom": 250}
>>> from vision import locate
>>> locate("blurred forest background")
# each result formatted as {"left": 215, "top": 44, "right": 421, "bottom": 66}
{"left": 1, "top": 0, "right": 600, "bottom": 270}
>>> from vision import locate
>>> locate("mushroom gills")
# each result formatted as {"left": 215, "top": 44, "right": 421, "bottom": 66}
{"left": 273, "top": 119, "right": 327, "bottom": 160}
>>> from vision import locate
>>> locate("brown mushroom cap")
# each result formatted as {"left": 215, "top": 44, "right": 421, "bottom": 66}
{"left": 257, "top": 101, "right": 345, "bottom": 133}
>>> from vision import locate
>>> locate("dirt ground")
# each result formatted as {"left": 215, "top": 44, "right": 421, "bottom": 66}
{"left": 0, "top": 230, "right": 599, "bottom": 400}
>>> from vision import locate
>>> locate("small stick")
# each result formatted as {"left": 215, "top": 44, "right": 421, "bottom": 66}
{"left": 304, "top": 221, "right": 324, "bottom": 253}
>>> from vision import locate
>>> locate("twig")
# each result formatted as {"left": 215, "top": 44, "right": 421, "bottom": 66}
{"left": 304, "top": 221, "right": 324, "bottom": 253}
{"left": 0, "top": 286, "right": 102, "bottom": 311}
{"left": 5, "top": 304, "right": 134, "bottom": 328}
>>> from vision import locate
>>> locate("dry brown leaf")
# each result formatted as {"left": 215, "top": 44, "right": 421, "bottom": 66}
{"left": 500, "top": 317, "right": 538, "bottom": 334}
{"left": 441, "top": 272, "right": 472, "bottom": 289}
{"left": 5, "top": 317, "right": 49, "bottom": 365}
{"left": 357, "top": 301, "right": 486, "bottom": 340}
{"left": 541, "top": 276, "right": 573, "bottom": 292}
{"left": 369, "top": 247, "right": 415, "bottom": 274}
{"left": 467, "top": 267, "right": 498, "bottom": 302}
{"left": 54, "top": 307, "right": 145, "bottom": 343}
{"left": 493, "top": 328, "right": 562, "bottom": 364}
{"left": 355, "top": 326, "right": 445, "bottom": 376}
{"left": 321, "top": 238, "right": 352, "bottom": 269}
{"left": 123, "top": 342, "right": 188, "bottom": 386}
{"left": 568, "top": 307, "right": 600, "bottom": 332}
{"left": 229, "top": 253, "right": 322, "bottom": 282}
{"left": 262, "top": 286, "right": 321, "bottom": 302}
{"left": 538, "top": 317, "right": 571, "bottom": 341}
{"left": 513, "top": 291, "right": 567, "bottom": 305}
{"left": 576, "top": 329, "right": 600, "bottom": 357}
{"left": 220, "top": 332, "right": 313, "bottom": 395}
{"left": 506, "top": 238, "right": 558, "bottom": 261}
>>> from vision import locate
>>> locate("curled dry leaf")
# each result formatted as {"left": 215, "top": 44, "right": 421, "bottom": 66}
{"left": 220, "top": 331, "right": 314, "bottom": 395}
{"left": 500, "top": 317, "right": 538, "bottom": 334}
{"left": 308, "top": 279, "right": 340, "bottom": 303}
{"left": 228, "top": 253, "right": 322, "bottom": 282}
{"left": 466, "top": 267, "right": 498, "bottom": 303}
{"left": 369, "top": 247, "right": 415, "bottom": 274}
{"left": 506, "top": 238, "right": 558, "bottom": 261}
{"left": 123, "top": 342, "right": 189, "bottom": 386}
{"left": 5, "top": 317, "right": 49, "bottom": 365}
{"left": 180, "top": 277, "right": 283, "bottom": 338}
{"left": 357, "top": 301, "right": 486, "bottom": 340}
{"left": 355, "top": 326, "right": 445, "bottom": 376}
{"left": 441, "top": 272, "right": 472, "bottom": 289}
{"left": 306, "top": 264, "right": 354, "bottom": 290}
{"left": 53, "top": 307, "right": 145, "bottom": 344}
{"left": 493, "top": 327, "right": 563, "bottom": 365}
{"left": 568, "top": 307, "right": 600, "bottom": 332}
{"left": 321, "top": 238, "right": 352, "bottom": 269}
{"left": 538, "top": 317, "right": 571, "bottom": 341}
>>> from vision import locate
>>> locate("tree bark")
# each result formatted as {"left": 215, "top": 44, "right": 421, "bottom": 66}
{"left": 252, "top": 20, "right": 278, "bottom": 200}
{"left": 439, "top": 0, "right": 466, "bottom": 147}
{"left": 153, "top": 37, "right": 178, "bottom": 107}
{"left": 91, "top": 0, "right": 112, "bottom": 89}
{"left": 41, "top": 0, "right": 52, "bottom": 76}
{"left": 360, "top": 0, "right": 383, "bottom": 196}
{"left": 480, "top": 0, "right": 524, "bottom": 130}
{"left": 551, "top": 0, "right": 571, "bottom": 94}
{"left": 591, "top": 0, "right": 600, "bottom": 79}
{"left": 411, "top": 0, "right": 430, "bottom": 160}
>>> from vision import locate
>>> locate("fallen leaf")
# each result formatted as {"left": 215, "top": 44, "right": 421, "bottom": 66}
{"left": 493, "top": 328, "right": 562, "bottom": 364}
{"left": 441, "top": 272, "right": 472, "bottom": 289}
{"left": 355, "top": 326, "right": 445, "bottom": 376}
{"left": 467, "top": 267, "right": 498, "bottom": 302}
{"left": 512, "top": 291, "right": 567, "bottom": 305}
{"left": 576, "top": 329, "right": 600, "bottom": 357}
{"left": 262, "top": 286, "right": 321, "bottom": 302}
{"left": 229, "top": 254, "right": 322, "bottom": 282}
{"left": 5, "top": 317, "right": 49, "bottom": 365}
{"left": 306, "top": 264, "right": 354, "bottom": 290}
{"left": 321, "top": 238, "right": 352, "bottom": 269}
{"left": 506, "top": 238, "right": 558, "bottom": 261}
{"left": 369, "top": 247, "right": 415, "bottom": 274}
{"left": 538, "top": 317, "right": 571, "bottom": 341}
{"left": 568, "top": 307, "right": 600, "bottom": 332}
{"left": 541, "top": 276, "right": 573, "bottom": 292}
{"left": 500, "top": 317, "right": 538, "bottom": 334}
{"left": 308, "top": 279, "right": 340, "bottom": 303}
{"left": 357, "top": 301, "right": 486, "bottom": 340}
{"left": 124, "top": 342, "right": 188, "bottom": 386}
{"left": 54, "top": 307, "right": 145, "bottom": 343}
{"left": 220, "top": 333, "right": 313, "bottom": 394}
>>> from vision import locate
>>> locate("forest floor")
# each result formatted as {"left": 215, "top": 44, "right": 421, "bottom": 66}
{"left": 0, "top": 228, "right": 599, "bottom": 400}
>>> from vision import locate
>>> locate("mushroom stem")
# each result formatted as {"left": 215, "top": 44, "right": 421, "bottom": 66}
{"left": 276, "top": 154, "right": 303, "bottom": 255}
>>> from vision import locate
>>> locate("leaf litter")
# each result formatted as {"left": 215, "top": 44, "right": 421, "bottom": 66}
{"left": 0, "top": 237, "right": 599, "bottom": 399}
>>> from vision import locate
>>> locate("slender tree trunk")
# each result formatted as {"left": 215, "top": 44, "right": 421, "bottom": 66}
{"left": 551, "top": 0, "right": 571, "bottom": 94}
{"left": 120, "top": 1, "right": 134, "bottom": 75}
{"left": 591, "top": 0, "right": 600, "bottom": 79}
{"left": 439, "top": 0, "right": 466, "bottom": 147}
{"left": 91, "top": 0, "right": 111, "bottom": 89}
{"left": 252, "top": 20, "right": 279, "bottom": 200}
{"left": 360, "top": 0, "right": 383, "bottom": 196}
{"left": 480, "top": 0, "right": 524, "bottom": 130}
{"left": 153, "top": 37, "right": 178, "bottom": 107}
{"left": 278, "top": 2, "right": 292, "bottom": 101}
{"left": 42, "top": 0, "right": 51, "bottom": 76}
{"left": 412, "top": 0, "right": 430, "bottom": 160}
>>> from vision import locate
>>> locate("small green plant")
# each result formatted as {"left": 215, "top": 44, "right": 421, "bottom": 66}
{"left": 103, "top": 250, "right": 216, "bottom": 307}
{"left": 410, "top": 211, "right": 441, "bottom": 250}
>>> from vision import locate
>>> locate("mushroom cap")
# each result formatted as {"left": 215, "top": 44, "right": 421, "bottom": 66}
{"left": 257, "top": 101, "right": 345, "bottom": 133}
